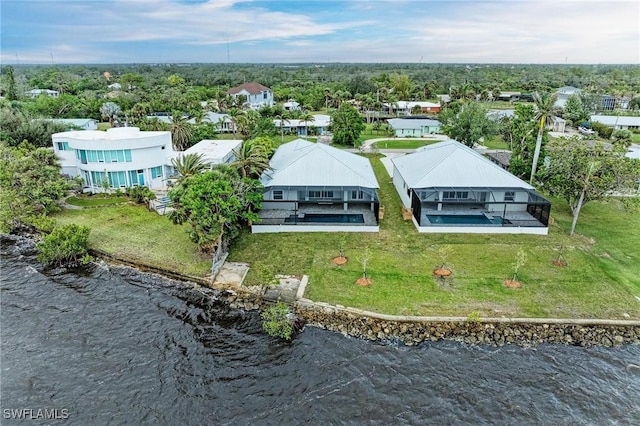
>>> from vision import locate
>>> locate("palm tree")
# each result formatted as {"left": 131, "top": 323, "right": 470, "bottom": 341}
{"left": 275, "top": 114, "right": 290, "bottom": 143}
{"left": 231, "top": 141, "right": 272, "bottom": 179}
{"left": 171, "top": 152, "right": 210, "bottom": 182}
{"left": 228, "top": 108, "right": 244, "bottom": 138}
{"left": 169, "top": 112, "right": 193, "bottom": 152}
{"left": 300, "top": 113, "right": 314, "bottom": 138}
{"left": 529, "top": 92, "right": 559, "bottom": 184}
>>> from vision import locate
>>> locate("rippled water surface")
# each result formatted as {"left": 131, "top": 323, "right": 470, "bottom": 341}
{"left": 1, "top": 237, "right": 639, "bottom": 425}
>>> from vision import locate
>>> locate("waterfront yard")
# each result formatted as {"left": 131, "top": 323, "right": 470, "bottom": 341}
{"left": 54, "top": 155, "right": 640, "bottom": 319}
{"left": 54, "top": 204, "right": 211, "bottom": 277}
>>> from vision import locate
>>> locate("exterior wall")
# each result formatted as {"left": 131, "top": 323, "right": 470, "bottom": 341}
{"left": 485, "top": 191, "right": 529, "bottom": 213}
{"left": 414, "top": 223, "right": 548, "bottom": 235}
{"left": 252, "top": 224, "right": 380, "bottom": 233}
{"left": 392, "top": 168, "right": 412, "bottom": 208}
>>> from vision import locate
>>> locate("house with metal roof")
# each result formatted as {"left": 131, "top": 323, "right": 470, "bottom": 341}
{"left": 227, "top": 82, "right": 274, "bottom": 109}
{"left": 252, "top": 139, "right": 380, "bottom": 233}
{"left": 387, "top": 118, "right": 441, "bottom": 137}
{"left": 273, "top": 114, "right": 331, "bottom": 136}
{"left": 391, "top": 140, "right": 550, "bottom": 234}
{"left": 169, "top": 139, "right": 241, "bottom": 168}
{"left": 590, "top": 115, "right": 640, "bottom": 131}
{"left": 26, "top": 88, "right": 59, "bottom": 98}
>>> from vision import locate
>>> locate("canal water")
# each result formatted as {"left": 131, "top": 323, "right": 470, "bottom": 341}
{"left": 1, "top": 236, "right": 639, "bottom": 425}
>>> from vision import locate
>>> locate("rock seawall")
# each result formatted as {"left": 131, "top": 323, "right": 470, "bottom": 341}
{"left": 292, "top": 300, "right": 640, "bottom": 347}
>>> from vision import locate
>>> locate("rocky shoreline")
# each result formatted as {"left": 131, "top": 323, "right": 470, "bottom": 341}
{"left": 5, "top": 232, "right": 639, "bottom": 348}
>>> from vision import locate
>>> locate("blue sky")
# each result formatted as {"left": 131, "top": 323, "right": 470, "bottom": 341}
{"left": 1, "top": 0, "right": 638, "bottom": 64}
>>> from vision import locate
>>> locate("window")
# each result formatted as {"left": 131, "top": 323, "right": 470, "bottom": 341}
{"left": 124, "top": 150, "right": 132, "bottom": 162}
{"left": 151, "top": 166, "right": 163, "bottom": 179}
{"left": 273, "top": 190, "right": 283, "bottom": 200}
{"left": 56, "top": 141, "right": 70, "bottom": 151}
{"left": 442, "top": 191, "right": 469, "bottom": 200}
{"left": 128, "top": 170, "right": 138, "bottom": 186}
{"left": 308, "top": 190, "right": 335, "bottom": 199}
{"left": 351, "top": 190, "right": 364, "bottom": 200}
{"left": 504, "top": 191, "right": 515, "bottom": 202}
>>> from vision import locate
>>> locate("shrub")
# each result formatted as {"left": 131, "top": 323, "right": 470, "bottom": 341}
{"left": 37, "top": 224, "right": 91, "bottom": 267}
{"left": 590, "top": 122, "right": 612, "bottom": 139}
{"left": 125, "top": 186, "right": 156, "bottom": 204}
{"left": 261, "top": 302, "right": 293, "bottom": 340}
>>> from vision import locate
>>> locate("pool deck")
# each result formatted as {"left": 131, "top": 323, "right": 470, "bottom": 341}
{"left": 419, "top": 209, "right": 547, "bottom": 229}
{"left": 257, "top": 205, "right": 378, "bottom": 226}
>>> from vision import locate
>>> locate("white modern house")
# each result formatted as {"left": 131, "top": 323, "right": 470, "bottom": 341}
{"left": 387, "top": 118, "right": 441, "bottom": 137}
{"left": 391, "top": 140, "right": 550, "bottom": 234}
{"left": 227, "top": 82, "right": 274, "bottom": 109}
{"left": 273, "top": 114, "right": 331, "bottom": 136}
{"left": 52, "top": 127, "right": 175, "bottom": 192}
{"left": 555, "top": 86, "right": 581, "bottom": 109}
{"left": 252, "top": 139, "right": 380, "bottom": 233}
{"left": 26, "top": 88, "right": 59, "bottom": 98}
{"left": 590, "top": 115, "right": 640, "bottom": 131}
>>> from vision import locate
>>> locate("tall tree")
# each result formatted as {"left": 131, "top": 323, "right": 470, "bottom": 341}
{"left": 438, "top": 101, "right": 496, "bottom": 148}
{"left": 502, "top": 104, "right": 540, "bottom": 179}
{"left": 100, "top": 102, "right": 121, "bottom": 127}
{"left": 4, "top": 66, "right": 18, "bottom": 101}
{"left": 169, "top": 112, "right": 193, "bottom": 151}
{"left": 300, "top": 112, "right": 314, "bottom": 138}
{"left": 530, "top": 91, "right": 559, "bottom": 184}
{"left": 538, "top": 137, "right": 640, "bottom": 236}
{"left": 231, "top": 140, "right": 272, "bottom": 179}
{"left": 171, "top": 152, "right": 210, "bottom": 181}
{"left": 563, "top": 94, "right": 588, "bottom": 126}
{"left": 330, "top": 103, "right": 365, "bottom": 147}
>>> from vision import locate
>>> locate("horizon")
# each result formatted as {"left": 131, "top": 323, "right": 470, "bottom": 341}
{"left": 2, "top": 0, "right": 639, "bottom": 65}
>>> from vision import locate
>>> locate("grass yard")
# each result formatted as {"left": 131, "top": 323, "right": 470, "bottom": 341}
{"left": 66, "top": 195, "right": 129, "bottom": 207}
{"left": 481, "top": 136, "right": 509, "bottom": 150}
{"left": 54, "top": 205, "right": 211, "bottom": 277}
{"left": 632, "top": 133, "right": 640, "bottom": 144}
{"left": 229, "top": 154, "right": 640, "bottom": 319}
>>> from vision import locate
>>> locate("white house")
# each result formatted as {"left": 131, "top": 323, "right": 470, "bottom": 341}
{"left": 252, "top": 139, "right": 380, "bottom": 233}
{"left": 194, "top": 112, "right": 235, "bottom": 133}
{"left": 283, "top": 100, "right": 301, "bottom": 111}
{"left": 52, "top": 127, "right": 175, "bottom": 192}
{"left": 555, "top": 86, "right": 581, "bottom": 109}
{"left": 387, "top": 118, "right": 441, "bottom": 137}
{"left": 43, "top": 118, "right": 98, "bottom": 130}
{"left": 169, "top": 139, "right": 241, "bottom": 170}
{"left": 590, "top": 115, "right": 640, "bottom": 131}
{"left": 227, "top": 82, "right": 274, "bottom": 109}
{"left": 391, "top": 140, "right": 550, "bottom": 234}
{"left": 273, "top": 114, "right": 331, "bottom": 136}
{"left": 26, "top": 88, "right": 59, "bottom": 98}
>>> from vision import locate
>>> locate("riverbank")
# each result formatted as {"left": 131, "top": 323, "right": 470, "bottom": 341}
{"left": 6, "top": 232, "right": 638, "bottom": 348}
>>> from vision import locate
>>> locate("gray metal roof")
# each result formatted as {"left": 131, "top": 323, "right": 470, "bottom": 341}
{"left": 388, "top": 118, "right": 441, "bottom": 130}
{"left": 591, "top": 115, "right": 640, "bottom": 127}
{"left": 262, "top": 139, "right": 379, "bottom": 189}
{"left": 392, "top": 140, "right": 534, "bottom": 189}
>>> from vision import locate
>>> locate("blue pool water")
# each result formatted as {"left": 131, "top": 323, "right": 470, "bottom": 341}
{"left": 426, "top": 214, "right": 510, "bottom": 225}
{"left": 285, "top": 213, "right": 365, "bottom": 223}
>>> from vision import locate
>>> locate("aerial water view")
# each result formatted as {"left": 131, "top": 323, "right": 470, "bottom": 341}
{"left": 1, "top": 0, "right": 639, "bottom": 424}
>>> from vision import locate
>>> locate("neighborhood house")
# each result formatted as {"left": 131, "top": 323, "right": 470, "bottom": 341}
{"left": 227, "top": 82, "right": 274, "bottom": 109}
{"left": 387, "top": 118, "right": 441, "bottom": 137}
{"left": 391, "top": 140, "right": 551, "bottom": 234}
{"left": 252, "top": 139, "right": 380, "bottom": 233}
{"left": 273, "top": 114, "right": 331, "bottom": 136}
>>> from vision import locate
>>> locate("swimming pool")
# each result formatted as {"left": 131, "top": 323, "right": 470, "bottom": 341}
{"left": 425, "top": 214, "right": 510, "bottom": 225}
{"left": 284, "top": 214, "right": 365, "bottom": 224}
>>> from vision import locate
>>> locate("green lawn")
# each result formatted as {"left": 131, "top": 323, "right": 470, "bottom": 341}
{"left": 482, "top": 135, "right": 509, "bottom": 150}
{"left": 632, "top": 133, "right": 640, "bottom": 144}
{"left": 229, "top": 155, "right": 640, "bottom": 319}
{"left": 53, "top": 205, "right": 211, "bottom": 277}
{"left": 53, "top": 156, "right": 640, "bottom": 319}
{"left": 66, "top": 195, "right": 129, "bottom": 207}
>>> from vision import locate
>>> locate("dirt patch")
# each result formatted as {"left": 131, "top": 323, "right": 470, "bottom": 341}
{"left": 552, "top": 259, "right": 568, "bottom": 267}
{"left": 332, "top": 256, "right": 348, "bottom": 266}
{"left": 355, "top": 277, "right": 372, "bottom": 287}
{"left": 433, "top": 268, "right": 452, "bottom": 277}
{"left": 503, "top": 279, "right": 522, "bottom": 289}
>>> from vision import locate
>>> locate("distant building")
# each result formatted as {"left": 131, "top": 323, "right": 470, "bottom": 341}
{"left": 387, "top": 118, "right": 441, "bottom": 137}
{"left": 590, "top": 115, "right": 640, "bottom": 131}
{"left": 273, "top": 114, "right": 331, "bottom": 136}
{"left": 41, "top": 118, "right": 98, "bottom": 131}
{"left": 555, "top": 86, "right": 581, "bottom": 109}
{"left": 26, "top": 88, "right": 59, "bottom": 98}
{"left": 283, "top": 100, "right": 301, "bottom": 111}
{"left": 227, "top": 82, "right": 274, "bottom": 109}
{"left": 600, "top": 95, "right": 616, "bottom": 111}
{"left": 169, "top": 139, "right": 241, "bottom": 170}
{"left": 496, "top": 91, "right": 521, "bottom": 102}
{"left": 384, "top": 101, "right": 441, "bottom": 115}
